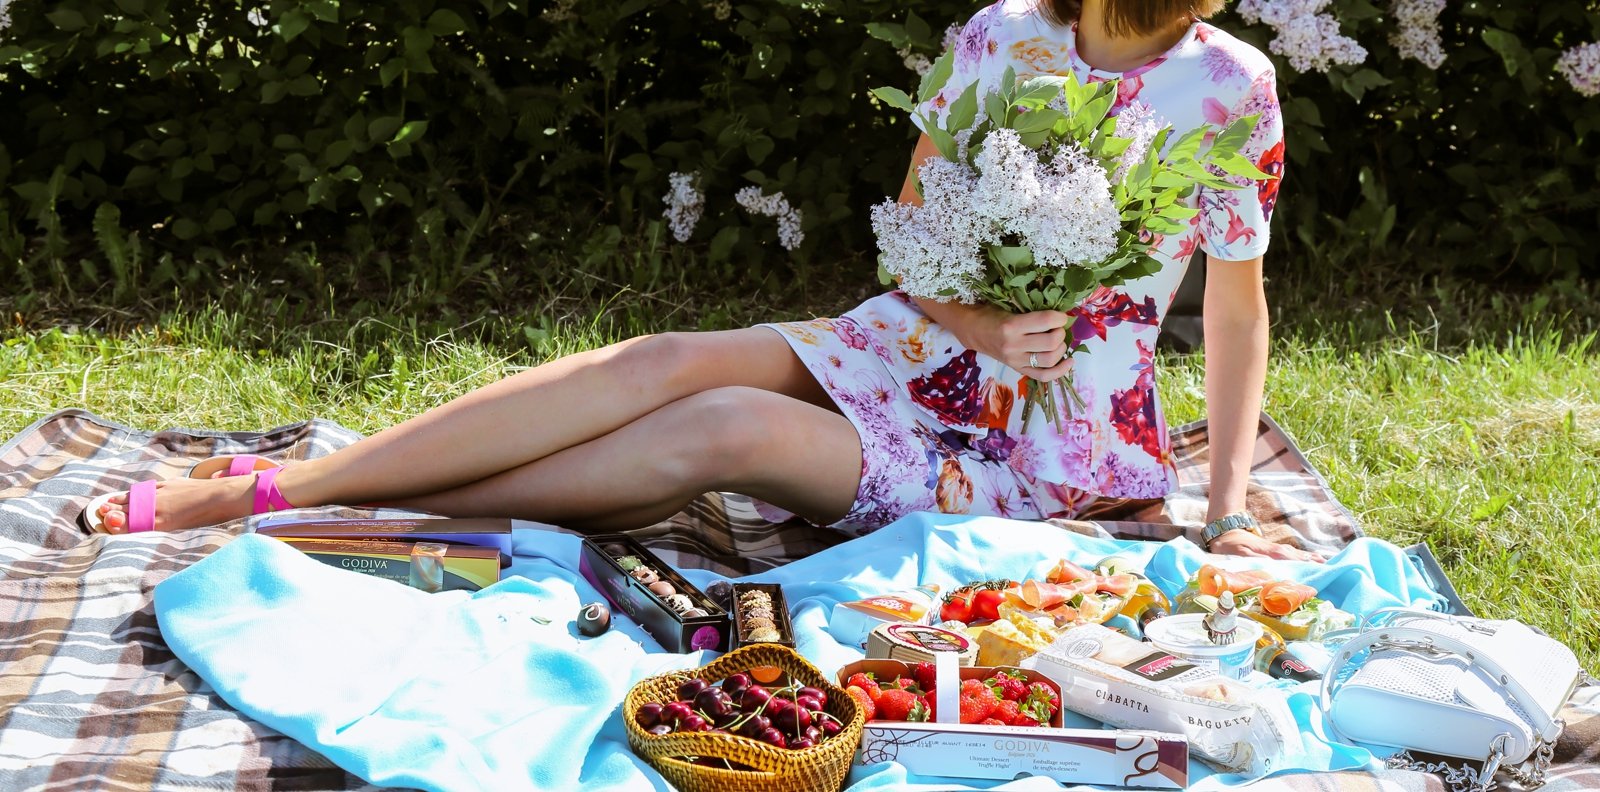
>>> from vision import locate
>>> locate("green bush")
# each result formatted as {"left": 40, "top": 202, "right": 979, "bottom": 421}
{"left": 0, "top": 0, "right": 1596, "bottom": 298}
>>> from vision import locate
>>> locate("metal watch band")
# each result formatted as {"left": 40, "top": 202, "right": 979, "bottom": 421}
{"left": 1201, "top": 512, "right": 1261, "bottom": 549}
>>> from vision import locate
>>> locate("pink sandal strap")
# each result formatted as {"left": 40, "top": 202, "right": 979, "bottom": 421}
{"left": 253, "top": 467, "right": 297, "bottom": 515}
{"left": 126, "top": 480, "right": 158, "bottom": 533}
{"left": 226, "top": 455, "right": 264, "bottom": 478}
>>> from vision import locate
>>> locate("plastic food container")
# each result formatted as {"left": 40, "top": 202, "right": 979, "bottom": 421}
{"left": 1143, "top": 614, "right": 1263, "bottom": 680}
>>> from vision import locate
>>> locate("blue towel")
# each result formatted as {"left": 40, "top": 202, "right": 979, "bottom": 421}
{"left": 155, "top": 514, "right": 1444, "bottom": 792}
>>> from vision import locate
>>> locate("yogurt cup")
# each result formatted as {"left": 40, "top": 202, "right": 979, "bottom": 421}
{"left": 1143, "top": 614, "right": 1263, "bottom": 680}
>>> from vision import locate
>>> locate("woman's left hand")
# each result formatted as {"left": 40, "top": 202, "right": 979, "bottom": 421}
{"left": 1208, "top": 529, "right": 1327, "bottom": 563}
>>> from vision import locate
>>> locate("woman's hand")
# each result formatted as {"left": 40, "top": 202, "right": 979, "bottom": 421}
{"left": 1208, "top": 529, "right": 1326, "bottom": 563}
{"left": 914, "top": 299, "right": 1076, "bottom": 381}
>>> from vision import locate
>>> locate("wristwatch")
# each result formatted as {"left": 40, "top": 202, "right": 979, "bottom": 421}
{"left": 1201, "top": 512, "right": 1262, "bottom": 550}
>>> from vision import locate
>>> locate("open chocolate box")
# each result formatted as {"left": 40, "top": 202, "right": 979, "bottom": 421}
{"left": 730, "top": 582, "right": 796, "bottom": 651}
{"left": 578, "top": 534, "right": 729, "bottom": 653}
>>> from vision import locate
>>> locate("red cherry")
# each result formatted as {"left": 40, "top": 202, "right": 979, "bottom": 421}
{"left": 804, "top": 725, "right": 822, "bottom": 744}
{"left": 790, "top": 737, "right": 815, "bottom": 750}
{"left": 680, "top": 714, "right": 708, "bottom": 732}
{"left": 678, "top": 678, "right": 709, "bottom": 701}
{"left": 722, "top": 673, "right": 752, "bottom": 697}
{"left": 695, "top": 688, "right": 731, "bottom": 717}
{"left": 793, "top": 707, "right": 813, "bottom": 731}
{"left": 760, "top": 728, "right": 787, "bottom": 748}
{"left": 738, "top": 715, "right": 770, "bottom": 738}
{"left": 635, "top": 702, "right": 663, "bottom": 729}
{"left": 765, "top": 695, "right": 791, "bottom": 713}
{"left": 796, "top": 695, "right": 822, "bottom": 712}
{"left": 820, "top": 719, "right": 843, "bottom": 738}
{"left": 740, "top": 686, "right": 771, "bottom": 711}
{"left": 662, "top": 701, "right": 693, "bottom": 724}
{"left": 798, "top": 687, "right": 828, "bottom": 707}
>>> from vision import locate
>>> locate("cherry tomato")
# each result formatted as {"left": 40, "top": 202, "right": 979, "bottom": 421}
{"left": 971, "top": 589, "right": 1006, "bottom": 622}
{"left": 939, "top": 589, "right": 974, "bottom": 623}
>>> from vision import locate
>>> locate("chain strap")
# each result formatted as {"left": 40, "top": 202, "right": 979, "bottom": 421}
{"left": 1387, "top": 729, "right": 1559, "bottom": 792}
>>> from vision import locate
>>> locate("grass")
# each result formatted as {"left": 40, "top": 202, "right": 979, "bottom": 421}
{"left": 2, "top": 270, "right": 1597, "bottom": 670}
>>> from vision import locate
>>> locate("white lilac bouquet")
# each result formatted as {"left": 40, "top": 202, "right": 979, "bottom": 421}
{"left": 869, "top": 54, "right": 1272, "bottom": 428}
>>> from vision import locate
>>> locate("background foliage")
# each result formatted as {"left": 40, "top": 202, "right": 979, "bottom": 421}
{"left": 1, "top": 0, "right": 1596, "bottom": 302}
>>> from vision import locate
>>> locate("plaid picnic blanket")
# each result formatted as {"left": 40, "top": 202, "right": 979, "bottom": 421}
{"left": 2, "top": 408, "right": 1595, "bottom": 792}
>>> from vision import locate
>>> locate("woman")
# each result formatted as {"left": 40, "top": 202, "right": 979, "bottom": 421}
{"left": 90, "top": 0, "right": 1321, "bottom": 562}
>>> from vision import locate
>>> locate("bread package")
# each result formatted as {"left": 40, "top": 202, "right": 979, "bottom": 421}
{"left": 1023, "top": 623, "right": 1300, "bottom": 775}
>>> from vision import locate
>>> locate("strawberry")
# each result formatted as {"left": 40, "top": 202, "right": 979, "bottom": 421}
{"left": 1024, "top": 682, "right": 1060, "bottom": 718}
{"left": 986, "top": 669, "right": 1029, "bottom": 702}
{"left": 981, "top": 718, "right": 1006, "bottom": 726}
{"left": 959, "top": 679, "right": 990, "bottom": 699}
{"left": 1015, "top": 696, "right": 1050, "bottom": 727}
{"left": 912, "top": 662, "right": 937, "bottom": 692}
{"left": 894, "top": 677, "right": 922, "bottom": 694}
{"left": 991, "top": 699, "right": 1022, "bottom": 725}
{"left": 846, "top": 685, "right": 877, "bottom": 721}
{"left": 846, "top": 673, "right": 882, "bottom": 704}
{"left": 958, "top": 691, "right": 998, "bottom": 724}
{"left": 919, "top": 693, "right": 937, "bottom": 721}
{"left": 876, "top": 689, "right": 921, "bottom": 722}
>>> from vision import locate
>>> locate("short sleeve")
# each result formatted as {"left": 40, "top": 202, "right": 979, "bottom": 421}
{"left": 912, "top": 5, "right": 999, "bottom": 135}
{"left": 1197, "top": 69, "right": 1285, "bottom": 262}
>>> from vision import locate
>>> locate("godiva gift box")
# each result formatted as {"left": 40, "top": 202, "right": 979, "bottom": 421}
{"left": 274, "top": 537, "right": 501, "bottom": 592}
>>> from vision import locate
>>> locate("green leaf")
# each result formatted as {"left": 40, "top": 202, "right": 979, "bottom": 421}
{"left": 1481, "top": 28, "right": 1526, "bottom": 77}
{"left": 945, "top": 82, "right": 979, "bottom": 133}
{"left": 926, "top": 126, "right": 957, "bottom": 161}
{"left": 379, "top": 58, "right": 406, "bottom": 87}
{"left": 917, "top": 50, "right": 954, "bottom": 104}
{"left": 992, "top": 245, "right": 1035, "bottom": 269}
{"left": 205, "top": 208, "right": 236, "bottom": 233}
{"left": 1213, "top": 152, "right": 1272, "bottom": 181}
{"left": 392, "top": 120, "right": 429, "bottom": 144}
{"left": 708, "top": 226, "right": 740, "bottom": 262}
{"left": 1165, "top": 126, "right": 1207, "bottom": 163}
{"left": 1340, "top": 69, "right": 1392, "bottom": 102}
{"left": 402, "top": 26, "right": 435, "bottom": 57}
{"left": 368, "top": 116, "right": 403, "bottom": 143}
{"left": 870, "top": 86, "right": 915, "bottom": 113}
{"left": 746, "top": 135, "right": 774, "bottom": 164}
{"left": 306, "top": 0, "right": 339, "bottom": 22}
{"left": 1211, "top": 115, "right": 1256, "bottom": 157}
{"left": 864, "top": 22, "right": 905, "bottom": 46}
{"left": 1014, "top": 107, "right": 1062, "bottom": 134}
{"left": 113, "top": 0, "right": 145, "bottom": 15}
{"left": 324, "top": 140, "right": 354, "bottom": 166}
{"left": 172, "top": 217, "right": 203, "bottom": 240}
{"left": 277, "top": 10, "right": 311, "bottom": 42}
{"left": 985, "top": 92, "right": 1009, "bottom": 127}
{"left": 46, "top": 9, "right": 88, "bottom": 31}
{"left": 427, "top": 9, "right": 468, "bottom": 35}
{"left": 1014, "top": 75, "right": 1067, "bottom": 107}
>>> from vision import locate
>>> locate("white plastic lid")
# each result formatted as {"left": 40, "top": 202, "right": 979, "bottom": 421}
{"left": 1144, "top": 613, "right": 1263, "bottom": 657}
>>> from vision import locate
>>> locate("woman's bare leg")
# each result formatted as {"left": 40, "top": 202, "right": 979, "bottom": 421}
{"left": 384, "top": 386, "right": 863, "bottom": 529}
{"left": 96, "top": 329, "right": 834, "bottom": 532}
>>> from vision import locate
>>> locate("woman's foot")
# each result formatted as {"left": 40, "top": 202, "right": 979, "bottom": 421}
{"left": 1207, "top": 528, "right": 1327, "bottom": 563}
{"left": 94, "top": 475, "right": 261, "bottom": 534}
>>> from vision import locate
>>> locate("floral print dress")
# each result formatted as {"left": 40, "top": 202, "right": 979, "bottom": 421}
{"left": 763, "top": 0, "right": 1284, "bottom": 535}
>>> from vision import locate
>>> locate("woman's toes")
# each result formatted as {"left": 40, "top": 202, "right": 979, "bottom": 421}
{"left": 103, "top": 510, "right": 127, "bottom": 532}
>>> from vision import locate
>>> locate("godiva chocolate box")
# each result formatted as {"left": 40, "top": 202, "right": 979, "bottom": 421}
{"left": 578, "top": 534, "right": 729, "bottom": 653}
{"left": 274, "top": 537, "right": 501, "bottom": 592}
{"left": 256, "top": 517, "right": 514, "bottom": 561}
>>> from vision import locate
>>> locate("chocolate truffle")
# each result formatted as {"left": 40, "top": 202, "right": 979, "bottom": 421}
{"left": 664, "top": 594, "right": 694, "bottom": 613}
{"left": 628, "top": 566, "right": 660, "bottom": 585}
{"left": 603, "top": 543, "right": 630, "bottom": 558}
{"left": 648, "top": 580, "right": 676, "bottom": 597}
{"left": 615, "top": 555, "right": 644, "bottom": 572}
{"left": 706, "top": 581, "right": 734, "bottom": 609}
{"left": 748, "top": 627, "right": 782, "bottom": 642}
{"left": 682, "top": 607, "right": 709, "bottom": 618}
{"left": 744, "top": 616, "right": 776, "bottom": 631}
{"left": 577, "top": 602, "right": 612, "bottom": 636}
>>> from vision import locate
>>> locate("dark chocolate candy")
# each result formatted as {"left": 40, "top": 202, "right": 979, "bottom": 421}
{"left": 577, "top": 602, "right": 612, "bottom": 636}
{"left": 648, "top": 580, "right": 677, "bottom": 597}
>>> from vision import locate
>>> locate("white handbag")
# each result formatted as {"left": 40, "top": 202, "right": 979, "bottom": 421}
{"left": 1319, "top": 608, "right": 1584, "bottom": 792}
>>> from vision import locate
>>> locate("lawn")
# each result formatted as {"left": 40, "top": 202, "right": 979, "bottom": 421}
{"left": 3, "top": 275, "right": 1597, "bottom": 669}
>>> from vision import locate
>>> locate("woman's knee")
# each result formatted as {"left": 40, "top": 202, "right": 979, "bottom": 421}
{"left": 607, "top": 332, "right": 714, "bottom": 394}
{"left": 649, "top": 387, "right": 783, "bottom": 487}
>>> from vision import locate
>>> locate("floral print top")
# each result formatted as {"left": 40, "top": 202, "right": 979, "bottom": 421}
{"left": 893, "top": 0, "right": 1285, "bottom": 499}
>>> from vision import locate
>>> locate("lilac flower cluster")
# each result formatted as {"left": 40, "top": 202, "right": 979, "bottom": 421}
{"left": 1389, "top": 0, "right": 1447, "bottom": 69}
{"left": 1557, "top": 42, "right": 1600, "bottom": 97}
{"left": 734, "top": 186, "right": 805, "bottom": 250}
{"left": 661, "top": 171, "right": 704, "bottom": 243}
{"left": 1237, "top": 0, "right": 1368, "bottom": 72}
{"left": 873, "top": 128, "right": 1119, "bottom": 302}
{"left": 898, "top": 48, "right": 934, "bottom": 76}
{"left": 0, "top": 0, "right": 13, "bottom": 33}
{"left": 1110, "top": 101, "right": 1162, "bottom": 183}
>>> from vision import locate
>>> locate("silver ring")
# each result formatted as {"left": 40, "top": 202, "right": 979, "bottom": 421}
{"left": 1028, "top": 353, "right": 1040, "bottom": 369}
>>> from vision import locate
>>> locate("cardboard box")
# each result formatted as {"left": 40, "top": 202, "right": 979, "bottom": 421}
{"left": 256, "top": 517, "right": 514, "bottom": 562}
{"left": 578, "top": 535, "right": 729, "bottom": 653}
{"left": 274, "top": 537, "right": 501, "bottom": 591}
{"left": 837, "top": 658, "right": 1189, "bottom": 788}
{"left": 730, "top": 582, "right": 795, "bottom": 651}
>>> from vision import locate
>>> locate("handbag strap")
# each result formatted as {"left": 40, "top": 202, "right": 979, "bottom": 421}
{"left": 1319, "top": 624, "right": 1563, "bottom": 748}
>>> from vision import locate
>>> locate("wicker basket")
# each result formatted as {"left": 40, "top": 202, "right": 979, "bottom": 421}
{"left": 623, "top": 643, "right": 866, "bottom": 792}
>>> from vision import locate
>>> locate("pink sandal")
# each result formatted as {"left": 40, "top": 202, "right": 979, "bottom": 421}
{"left": 188, "top": 454, "right": 279, "bottom": 479}
{"left": 79, "top": 467, "right": 298, "bottom": 535}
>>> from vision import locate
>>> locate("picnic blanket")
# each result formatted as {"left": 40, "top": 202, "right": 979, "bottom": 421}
{"left": 1, "top": 408, "right": 1594, "bottom": 792}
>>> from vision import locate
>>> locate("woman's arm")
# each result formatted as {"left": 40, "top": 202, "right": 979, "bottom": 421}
{"left": 899, "top": 134, "right": 1076, "bottom": 380}
{"left": 1201, "top": 255, "right": 1324, "bottom": 561}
